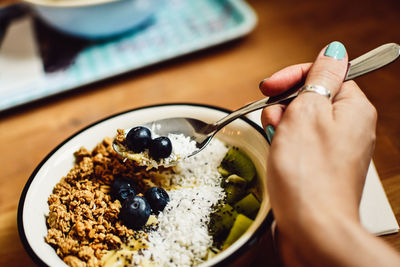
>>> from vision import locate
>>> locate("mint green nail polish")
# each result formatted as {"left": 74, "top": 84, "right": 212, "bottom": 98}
{"left": 265, "top": 125, "right": 275, "bottom": 144}
{"left": 324, "top": 41, "right": 346, "bottom": 60}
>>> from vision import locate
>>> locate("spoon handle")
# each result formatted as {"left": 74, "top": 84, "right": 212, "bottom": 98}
{"left": 212, "top": 43, "right": 400, "bottom": 131}
{"left": 346, "top": 43, "right": 400, "bottom": 80}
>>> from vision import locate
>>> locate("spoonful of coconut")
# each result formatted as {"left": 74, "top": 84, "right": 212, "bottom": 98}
{"left": 113, "top": 127, "right": 198, "bottom": 169}
{"left": 113, "top": 43, "right": 400, "bottom": 167}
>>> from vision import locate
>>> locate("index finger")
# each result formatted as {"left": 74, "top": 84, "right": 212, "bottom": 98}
{"left": 259, "top": 63, "right": 312, "bottom": 96}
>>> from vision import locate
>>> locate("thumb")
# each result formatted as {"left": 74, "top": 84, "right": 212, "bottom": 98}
{"left": 300, "top": 41, "right": 349, "bottom": 103}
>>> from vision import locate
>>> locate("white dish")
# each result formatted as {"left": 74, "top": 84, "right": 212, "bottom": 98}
{"left": 24, "top": 0, "right": 162, "bottom": 39}
{"left": 18, "top": 103, "right": 272, "bottom": 266}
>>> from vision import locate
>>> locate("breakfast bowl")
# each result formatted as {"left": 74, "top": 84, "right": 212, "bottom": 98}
{"left": 18, "top": 103, "right": 273, "bottom": 267}
{"left": 23, "top": 0, "right": 162, "bottom": 39}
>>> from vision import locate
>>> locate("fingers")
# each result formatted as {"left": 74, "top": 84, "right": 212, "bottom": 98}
{"left": 259, "top": 63, "right": 311, "bottom": 134}
{"left": 259, "top": 63, "right": 312, "bottom": 96}
{"left": 261, "top": 104, "right": 286, "bottom": 129}
{"left": 301, "top": 41, "right": 349, "bottom": 102}
{"left": 333, "top": 80, "right": 377, "bottom": 132}
{"left": 260, "top": 41, "right": 349, "bottom": 136}
{"left": 259, "top": 42, "right": 348, "bottom": 99}
{"left": 332, "top": 81, "right": 377, "bottom": 196}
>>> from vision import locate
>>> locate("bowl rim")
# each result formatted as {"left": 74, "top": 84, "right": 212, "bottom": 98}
{"left": 17, "top": 103, "right": 273, "bottom": 267}
{"left": 23, "top": 0, "right": 122, "bottom": 8}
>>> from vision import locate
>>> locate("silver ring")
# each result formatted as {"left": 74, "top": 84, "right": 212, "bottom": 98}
{"left": 299, "top": 84, "right": 331, "bottom": 100}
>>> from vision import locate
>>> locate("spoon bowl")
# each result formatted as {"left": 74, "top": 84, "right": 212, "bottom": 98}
{"left": 114, "top": 43, "right": 400, "bottom": 160}
{"left": 112, "top": 117, "right": 214, "bottom": 166}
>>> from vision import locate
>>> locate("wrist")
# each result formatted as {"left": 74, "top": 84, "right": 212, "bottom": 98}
{"left": 276, "top": 204, "right": 361, "bottom": 265}
{"left": 277, "top": 207, "right": 400, "bottom": 267}
{"left": 285, "top": 200, "right": 360, "bottom": 242}
{"left": 274, "top": 189, "right": 361, "bottom": 239}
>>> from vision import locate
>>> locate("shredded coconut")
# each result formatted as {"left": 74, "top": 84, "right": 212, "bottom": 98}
{"left": 169, "top": 133, "right": 198, "bottom": 159}
{"left": 134, "top": 138, "right": 229, "bottom": 266}
{"left": 157, "top": 137, "right": 228, "bottom": 188}
{"left": 140, "top": 186, "right": 221, "bottom": 266}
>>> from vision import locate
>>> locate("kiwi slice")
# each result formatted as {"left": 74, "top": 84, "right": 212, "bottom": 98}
{"left": 233, "top": 193, "right": 261, "bottom": 219}
{"left": 223, "top": 214, "right": 253, "bottom": 249}
{"left": 220, "top": 147, "right": 256, "bottom": 182}
{"left": 209, "top": 204, "right": 238, "bottom": 236}
{"left": 217, "top": 166, "right": 230, "bottom": 177}
{"left": 225, "top": 183, "right": 245, "bottom": 204}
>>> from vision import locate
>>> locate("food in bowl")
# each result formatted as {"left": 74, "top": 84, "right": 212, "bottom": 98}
{"left": 45, "top": 127, "right": 261, "bottom": 266}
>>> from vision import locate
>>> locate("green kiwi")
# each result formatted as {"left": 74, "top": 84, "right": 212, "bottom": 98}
{"left": 223, "top": 214, "right": 253, "bottom": 249}
{"left": 209, "top": 204, "right": 238, "bottom": 236}
{"left": 225, "top": 184, "right": 245, "bottom": 204}
{"left": 217, "top": 166, "right": 230, "bottom": 177}
{"left": 220, "top": 147, "right": 256, "bottom": 182}
{"left": 233, "top": 193, "right": 260, "bottom": 219}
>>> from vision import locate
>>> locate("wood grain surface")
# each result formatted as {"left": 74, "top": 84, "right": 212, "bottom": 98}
{"left": 0, "top": 0, "right": 20, "bottom": 7}
{"left": 1, "top": 0, "right": 400, "bottom": 266}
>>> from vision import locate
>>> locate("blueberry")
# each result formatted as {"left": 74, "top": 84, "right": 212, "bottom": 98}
{"left": 120, "top": 196, "right": 151, "bottom": 229}
{"left": 145, "top": 187, "right": 170, "bottom": 213}
{"left": 149, "top": 137, "right": 172, "bottom": 160}
{"left": 111, "top": 178, "right": 136, "bottom": 203}
{"left": 126, "top": 126, "right": 152, "bottom": 153}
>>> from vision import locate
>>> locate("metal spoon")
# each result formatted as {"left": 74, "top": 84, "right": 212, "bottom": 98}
{"left": 114, "top": 43, "right": 400, "bottom": 159}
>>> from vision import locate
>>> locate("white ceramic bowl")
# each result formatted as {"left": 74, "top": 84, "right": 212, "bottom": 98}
{"left": 18, "top": 104, "right": 272, "bottom": 266}
{"left": 23, "top": 0, "right": 162, "bottom": 39}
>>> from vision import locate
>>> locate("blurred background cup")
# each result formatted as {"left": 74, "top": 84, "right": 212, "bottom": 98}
{"left": 2, "top": 0, "right": 163, "bottom": 40}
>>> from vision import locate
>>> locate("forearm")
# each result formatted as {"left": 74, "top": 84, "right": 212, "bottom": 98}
{"left": 281, "top": 208, "right": 400, "bottom": 267}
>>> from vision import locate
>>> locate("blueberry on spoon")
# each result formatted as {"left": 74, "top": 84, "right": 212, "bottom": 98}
{"left": 149, "top": 137, "right": 172, "bottom": 160}
{"left": 126, "top": 126, "right": 152, "bottom": 153}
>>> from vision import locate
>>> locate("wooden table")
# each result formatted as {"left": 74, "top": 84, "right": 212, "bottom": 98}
{"left": 1, "top": 0, "right": 400, "bottom": 266}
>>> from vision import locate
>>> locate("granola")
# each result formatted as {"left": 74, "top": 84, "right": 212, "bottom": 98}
{"left": 45, "top": 138, "right": 155, "bottom": 267}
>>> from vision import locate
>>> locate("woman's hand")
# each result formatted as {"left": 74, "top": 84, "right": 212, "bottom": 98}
{"left": 259, "top": 42, "right": 400, "bottom": 266}
{"left": 260, "top": 41, "right": 376, "bottom": 224}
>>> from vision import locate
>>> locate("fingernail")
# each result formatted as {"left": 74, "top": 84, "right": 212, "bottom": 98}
{"left": 265, "top": 125, "right": 275, "bottom": 144}
{"left": 324, "top": 41, "right": 346, "bottom": 60}
{"left": 259, "top": 78, "right": 268, "bottom": 89}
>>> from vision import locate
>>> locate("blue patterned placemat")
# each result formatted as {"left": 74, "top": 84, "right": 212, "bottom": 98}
{"left": 1, "top": 0, "right": 256, "bottom": 111}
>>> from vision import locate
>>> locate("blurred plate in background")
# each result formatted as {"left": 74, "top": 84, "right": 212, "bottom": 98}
{"left": 0, "top": 0, "right": 257, "bottom": 112}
